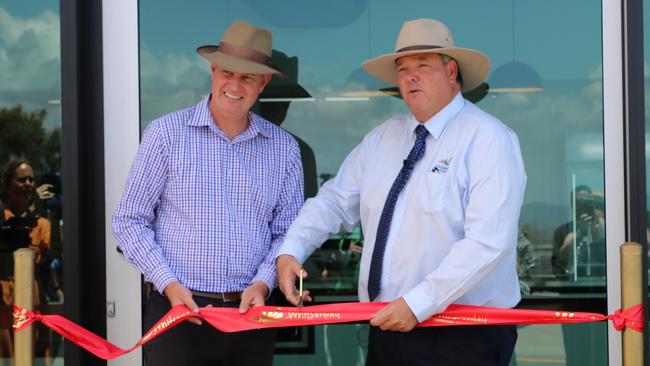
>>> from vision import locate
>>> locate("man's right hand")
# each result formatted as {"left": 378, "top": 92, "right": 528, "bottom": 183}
{"left": 163, "top": 281, "right": 202, "bottom": 325}
{"left": 277, "top": 254, "right": 311, "bottom": 306}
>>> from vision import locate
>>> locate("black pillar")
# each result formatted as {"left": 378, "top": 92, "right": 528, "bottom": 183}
{"left": 60, "top": 0, "right": 106, "bottom": 365}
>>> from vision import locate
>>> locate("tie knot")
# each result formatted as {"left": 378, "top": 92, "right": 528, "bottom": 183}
{"left": 415, "top": 124, "right": 429, "bottom": 140}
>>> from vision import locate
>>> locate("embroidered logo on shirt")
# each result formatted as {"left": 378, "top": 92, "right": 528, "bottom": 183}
{"left": 432, "top": 157, "right": 452, "bottom": 173}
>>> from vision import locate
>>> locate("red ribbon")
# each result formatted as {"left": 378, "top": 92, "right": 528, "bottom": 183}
{"left": 13, "top": 302, "right": 643, "bottom": 360}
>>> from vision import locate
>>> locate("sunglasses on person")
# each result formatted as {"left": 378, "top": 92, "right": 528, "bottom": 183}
{"left": 15, "top": 176, "right": 35, "bottom": 184}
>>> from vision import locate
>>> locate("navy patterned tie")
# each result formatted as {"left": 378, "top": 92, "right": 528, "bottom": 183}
{"left": 367, "top": 124, "right": 429, "bottom": 301}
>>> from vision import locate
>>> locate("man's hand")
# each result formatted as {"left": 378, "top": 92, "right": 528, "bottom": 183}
{"left": 239, "top": 280, "right": 268, "bottom": 314}
{"left": 276, "top": 254, "right": 311, "bottom": 306}
{"left": 369, "top": 297, "right": 418, "bottom": 332}
{"left": 163, "top": 281, "right": 202, "bottom": 325}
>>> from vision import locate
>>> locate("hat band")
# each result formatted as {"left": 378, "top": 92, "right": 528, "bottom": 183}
{"left": 218, "top": 41, "right": 272, "bottom": 66}
{"left": 396, "top": 45, "right": 443, "bottom": 53}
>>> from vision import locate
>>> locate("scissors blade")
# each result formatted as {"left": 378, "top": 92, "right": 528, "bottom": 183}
{"left": 297, "top": 268, "right": 304, "bottom": 308}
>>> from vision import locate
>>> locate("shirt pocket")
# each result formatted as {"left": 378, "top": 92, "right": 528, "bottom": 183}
{"left": 418, "top": 172, "right": 449, "bottom": 214}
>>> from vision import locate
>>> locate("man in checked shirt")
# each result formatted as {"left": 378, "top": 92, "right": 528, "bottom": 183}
{"left": 112, "top": 20, "right": 303, "bottom": 366}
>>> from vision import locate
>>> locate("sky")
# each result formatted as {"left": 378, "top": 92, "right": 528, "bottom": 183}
{"left": 0, "top": 1, "right": 60, "bottom": 129}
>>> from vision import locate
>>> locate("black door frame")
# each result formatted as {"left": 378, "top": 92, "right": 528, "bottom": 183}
{"left": 60, "top": 0, "right": 106, "bottom": 365}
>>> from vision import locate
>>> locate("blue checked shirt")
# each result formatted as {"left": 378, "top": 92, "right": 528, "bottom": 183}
{"left": 113, "top": 95, "right": 304, "bottom": 294}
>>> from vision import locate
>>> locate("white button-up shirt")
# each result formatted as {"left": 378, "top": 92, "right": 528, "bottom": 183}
{"left": 279, "top": 93, "right": 527, "bottom": 321}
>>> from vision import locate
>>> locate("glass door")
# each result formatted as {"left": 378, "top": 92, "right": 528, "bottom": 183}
{"left": 0, "top": 1, "right": 64, "bottom": 364}
{"left": 103, "top": 0, "right": 626, "bottom": 364}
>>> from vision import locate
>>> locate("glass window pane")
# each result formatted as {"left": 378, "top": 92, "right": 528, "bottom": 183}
{"left": 0, "top": 1, "right": 63, "bottom": 364}
{"left": 139, "top": 0, "right": 606, "bottom": 363}
{"left": 643, "top": 1, "right": 650, "bottom": 357}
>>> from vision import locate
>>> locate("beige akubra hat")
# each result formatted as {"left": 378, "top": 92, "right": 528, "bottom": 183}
{"left": 362, "top": 19, "right": 489, "bottom": 92}
{"left": 197, "top": 20, "right": 284, "bottom": 76}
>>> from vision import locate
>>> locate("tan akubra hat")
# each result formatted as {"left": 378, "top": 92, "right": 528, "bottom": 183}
{"left": 362, "top": 19, "right": 489, "bottom": 92}
{"left": 197, "top": 20, "right": 284, "bottom": 76}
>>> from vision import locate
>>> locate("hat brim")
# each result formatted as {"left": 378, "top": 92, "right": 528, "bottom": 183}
{"left": 259, "top": 84, "right": 312, "bottom": 99}
{"left": 362, "top": 47, "right": 490, "bottom": 92}
{"left": 197, "top": 45, "right": 283, "bottom": 75}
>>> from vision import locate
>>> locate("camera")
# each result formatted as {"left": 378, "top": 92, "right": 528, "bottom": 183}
{"left": 40, "top": 173, "right": 61, "bottom": 195}
{"left": 0, "top": 216, "right": 34, "bottom": 253}
{"left": 575, "top": 197, "right": 596, "bottom": 218}
{"left": 0, "top": 216, "right": 34, "bottom": 280}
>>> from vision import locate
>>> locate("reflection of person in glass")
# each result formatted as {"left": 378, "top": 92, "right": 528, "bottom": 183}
{"left": 256, "top": 49, "right": 318, "bottom": 199}
{"left": 517, "top": 230, "right": 536, "bottom": 295}
{"left": 277, "top": 19, "right": 526, "bottom": 366}
{"left": 0, "top": 159, "right": 52, "bottom": 361}
{"left": 552, "top": 185, "right": 605, "bottom": 279}
{"left": 112, "top": 21, "right": 303, "bottom": 366}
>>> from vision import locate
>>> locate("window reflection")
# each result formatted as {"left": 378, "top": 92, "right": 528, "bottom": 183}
{"left": 140, "top": 0, "right": 606, "bottom": 363}
{"left": 140, "top": 0, "right": 606, "bottom": 295}
{"left": 0, "top": 1, "right": 63, "bottom": 364}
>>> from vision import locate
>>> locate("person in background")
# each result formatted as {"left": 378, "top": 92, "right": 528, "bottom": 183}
{"left": 112, "top": 20, "right": 303, "bottom": 366}
{"left": 276, "top": 18, "right": 526, "bottom": 366}
{"left": 0, "top": 159, "right": 52, "bottom": 363}
{"left": 256, "top": 49, "right": 318, "bottom": 200}
{"left": 516, "top": 230, "right": 536, "bottom": 295}
{"left": 552, "top": 185, "right": 605, "bottom": 278}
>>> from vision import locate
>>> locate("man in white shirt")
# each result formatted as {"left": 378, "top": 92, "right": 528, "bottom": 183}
{"left": 276, "top": 18, "right": 526, "bottom": 365}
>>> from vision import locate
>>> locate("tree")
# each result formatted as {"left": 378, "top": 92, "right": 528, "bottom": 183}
{"left": 0, "top": 104, "right": 61, "bottom": 177}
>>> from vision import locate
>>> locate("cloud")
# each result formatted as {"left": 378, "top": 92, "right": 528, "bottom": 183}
{"left": 0, "top": 7, "right": 61, "bottom": 130}
{"left": 139, "top": 46, "right": 210, "bottom": 125}
{"left": 0, "top": 7, "right": 60, "bottom": 90}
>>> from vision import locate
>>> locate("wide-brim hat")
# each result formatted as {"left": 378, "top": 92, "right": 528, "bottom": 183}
{"left": 259, "top": 50, "right": 311, "bottom": 99}
{"left": 197, "top": 20, "right": 284, "bottom": 76}
{"left": 362, "top": 19, "right": 489, "bottom": 92}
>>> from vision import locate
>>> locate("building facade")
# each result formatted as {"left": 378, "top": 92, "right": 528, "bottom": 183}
{"left": 0, "top": 0, "right": 647, "bottom": 365}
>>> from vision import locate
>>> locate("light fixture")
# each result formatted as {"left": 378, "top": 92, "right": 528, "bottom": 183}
{"left": 489, "top": 62, "right": 543, "bottom": 93}
{"left": 488, "top": 0, "right": 543, "bottom": 93}
{"left": 334, "top": 67, "right": 393, "bottom": 101}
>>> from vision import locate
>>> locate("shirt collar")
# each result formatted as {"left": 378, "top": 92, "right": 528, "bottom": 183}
{"left": 187, "top": 95, "right": 212, "bottom": 127}
{"left": 408, "top": 92, "right": 465, "bottom": 139}
{"left": 187, "top": 94, "right": 272, "bottom": 139}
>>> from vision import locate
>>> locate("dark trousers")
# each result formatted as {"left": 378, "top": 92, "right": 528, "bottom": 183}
{"left": 143, "top": 292, "right": 277, "bottom": 366}
{"left": 366, "top": 325, "right": 517, "bottom": 366}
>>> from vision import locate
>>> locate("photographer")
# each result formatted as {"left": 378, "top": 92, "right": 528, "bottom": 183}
{"left": 0, "top": 159, "right": 52, "bottom": 360}
{"left": 552, "top": 186, "right": 605, "bottom": 278}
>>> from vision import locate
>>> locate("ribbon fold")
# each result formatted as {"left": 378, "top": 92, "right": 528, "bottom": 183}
{"left": 13, "top": 302, "right": 643, "bottom": 361}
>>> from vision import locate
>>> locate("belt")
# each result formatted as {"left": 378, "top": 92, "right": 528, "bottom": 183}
{"left": 148, "top": 284, "right": 242, "bottom": 302}
{"left": 190, "top": 290, "right": 242, "bottom": 302}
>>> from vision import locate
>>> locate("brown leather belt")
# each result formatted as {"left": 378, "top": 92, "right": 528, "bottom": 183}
{"left": 149, "top": 284, "right": 241, "bottom": 302}
{"left": 190, "top": 290, "right": 241, "bottom": 302}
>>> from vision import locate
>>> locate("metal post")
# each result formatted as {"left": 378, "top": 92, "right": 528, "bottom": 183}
{"left": 13, "top": 248, "right": 34, "bottom": 366}
{"left": 620, "top": 242, "right": 643, "bottom": 366}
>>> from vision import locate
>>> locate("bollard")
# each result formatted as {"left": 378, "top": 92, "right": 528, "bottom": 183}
{"left": 13, "top": 248, "right": 34, "bottom": 366}
{"left": 620, "top": 242, "right": 643, "bottom": 366}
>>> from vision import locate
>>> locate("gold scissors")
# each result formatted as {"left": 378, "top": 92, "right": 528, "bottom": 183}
{"left": 297, "top": 268, "right": 304, "bottom": 308}
{"left": 294, "top": 268, "right": 305, "bottom": 336}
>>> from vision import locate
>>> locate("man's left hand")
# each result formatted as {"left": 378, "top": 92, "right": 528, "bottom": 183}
{"left": 239, "top": 281, "right": 269, "bottom": 314}
{"left": 369, "top": 297, "right": 418, "bottom": 332}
